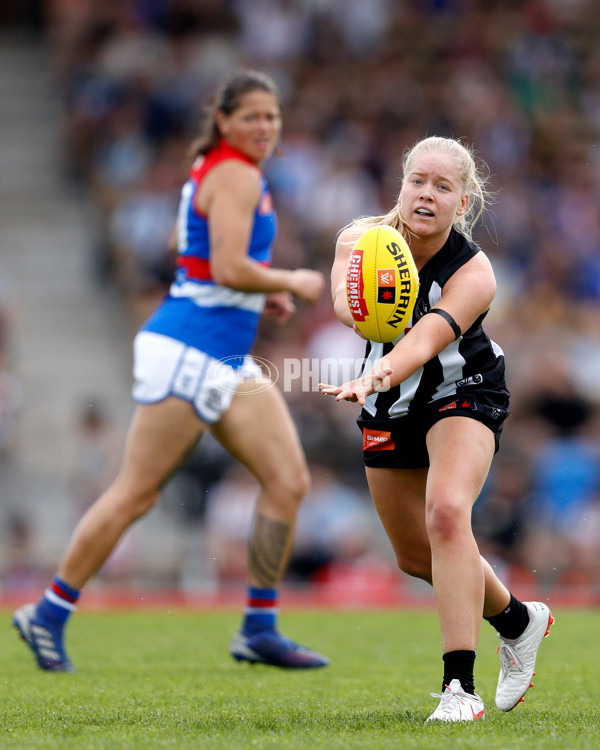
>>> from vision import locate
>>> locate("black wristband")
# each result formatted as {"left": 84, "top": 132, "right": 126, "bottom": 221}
{"left": 426, "top": 308, "right": 461, "bottom": 340}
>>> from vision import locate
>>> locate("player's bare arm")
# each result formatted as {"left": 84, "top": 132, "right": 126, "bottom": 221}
{"left": 204, "top": 161, "right": 323, "bottom": 303}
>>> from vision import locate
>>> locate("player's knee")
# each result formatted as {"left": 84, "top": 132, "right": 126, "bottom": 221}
{"left": 135, "top": 489, "right": 160, "bottom": 517}
{"left": 114, "top": 486, "right": 160, "bottom": 524}
{"left": 426, "top": 495, "right": 468, "bottom": 544}
{"left": 286, "top": 463, "right": 311, "bottom": 505}
{"left": 265, "top": 462, "right": 310, "bottom": 510}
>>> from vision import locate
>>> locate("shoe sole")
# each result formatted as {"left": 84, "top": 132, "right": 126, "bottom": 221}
{"left": 230, "top": 650, "right": 327, "bottom": 669}
{"left": 427, "top": 712, "right": 485, "bottom": 723}
{"left": 230, "top": 646, "right": 264, "bottom": 665}
{"left": 504, "top": 609, "right": 554, "bottom": 711}
{"left": 229, "top": 632, "right": 329, "bottom": 669}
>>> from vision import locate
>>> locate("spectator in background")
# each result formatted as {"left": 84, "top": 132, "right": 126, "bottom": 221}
{"left": 1, "top": 514, "right": 39, "bottom": 592}
{"left": 0, "top": 272, "right": 27, "bottom": 591}
{"left": 66, "top": 399, "right": 122, "bottom": 519}
{"left": 107, "top": 149, "right": 180, "bottom": 328}
{"left": 0, "top": 277, "right": 23, "bottom": 546}
{"left": 288, "top": 464, "right": 377, "bottom": 583}
{"left": 472, "top": 451, "right": 532, "bottom": 584}
{"left": 0, "top": 350, "right": 22, "bottom": 463}
{"left": 203, "top": 463, "right": 260, "bottom": 586}
{"left": 568, "top": 492, "right": 600, "bottom": 589}
{"left": 520, "top": 357, "right": 600, "bottom": 589}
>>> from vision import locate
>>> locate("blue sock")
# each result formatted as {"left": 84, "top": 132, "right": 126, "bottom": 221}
{"left": 36, "top": 576, "right": 80, "bottom": 629}
{"left": 242, "top": 587, "right": 278, "bottom": 635}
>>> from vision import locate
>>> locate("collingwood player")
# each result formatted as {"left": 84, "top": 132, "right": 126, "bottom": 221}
{"left": 321, "top": 136, "right": 553, "bottom": 722}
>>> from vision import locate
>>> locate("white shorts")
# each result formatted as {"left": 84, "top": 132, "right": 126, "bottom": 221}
{"left": 132, "top": 331, "right": 263, "bottom": 424}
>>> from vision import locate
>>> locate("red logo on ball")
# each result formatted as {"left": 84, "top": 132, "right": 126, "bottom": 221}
{"left": 347, "top": 250, "right": 369, "bottom": 321}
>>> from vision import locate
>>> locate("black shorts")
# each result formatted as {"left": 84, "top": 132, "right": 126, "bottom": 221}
{"left": 357, "top": 391, "right": 510, "bottom": 469}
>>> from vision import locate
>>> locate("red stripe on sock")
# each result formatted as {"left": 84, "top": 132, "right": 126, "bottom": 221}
{"left": 51, "top": 582, "right": 78, "bottom": 604}
{"left": 248, "top": 598, "right": 278, "bottom": 608}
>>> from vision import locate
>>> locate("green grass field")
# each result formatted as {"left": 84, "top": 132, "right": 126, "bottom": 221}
{"left": 1, "top": 607, "right": 598, "bottom": 749}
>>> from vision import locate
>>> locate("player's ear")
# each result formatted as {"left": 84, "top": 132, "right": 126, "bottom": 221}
{"left": 215, "top": 110, "right": 230, "bottom": 139}
{"left": 456, "top": 193, "right": 469, "bottom": 216}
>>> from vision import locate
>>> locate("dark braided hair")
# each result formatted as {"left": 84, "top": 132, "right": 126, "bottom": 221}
{"left": 191, "top": 69, "right": 282, "bottom": 159}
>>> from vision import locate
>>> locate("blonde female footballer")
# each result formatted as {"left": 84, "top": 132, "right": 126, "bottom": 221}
{"left": 321, "top": 136, "right": 553, "bottom": 721}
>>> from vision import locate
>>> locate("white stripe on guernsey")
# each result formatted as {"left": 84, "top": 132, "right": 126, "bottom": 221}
{"left": 431, "top": 341, "right": 467, "bottom": 401}
{"left": 362, "top": 342, "right": 384, "bottom": 417}
{"left": 45, "top": 588, "right": 77, "bottom": 612}
{"left": 177, "top": 182, "right": 193, "bottom": 252}
{"left": 491, "top": 339, "right": 504, "bottom": 357}
{"left": 169, "top": 281, "right": 265, "bottom": 313}
{"left": 244, "top": 607, "right": 279, "bottom": 615}
{"left": 429, "top": 280, "right": 443, "bottom": 305}
{"left": 388, "top": 368, "right": 422, "bottom": 418}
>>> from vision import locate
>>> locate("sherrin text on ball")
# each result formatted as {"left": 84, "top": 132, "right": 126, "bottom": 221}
{"left": 346, "top": 225, "right": 419, "bottom": 343}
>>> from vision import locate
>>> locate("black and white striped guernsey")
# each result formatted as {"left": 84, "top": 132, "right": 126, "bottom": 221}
{"left": 361, "top": 228, "right": 508, "bottom": 420}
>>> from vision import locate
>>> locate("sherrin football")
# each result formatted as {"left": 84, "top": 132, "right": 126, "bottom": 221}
{"left": 346, "top": 225, "right": 419, "bottom": 343}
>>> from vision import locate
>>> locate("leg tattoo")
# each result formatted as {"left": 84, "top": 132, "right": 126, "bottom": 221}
{"left": 248, "top": 513, "right": 292, "bottom": 588}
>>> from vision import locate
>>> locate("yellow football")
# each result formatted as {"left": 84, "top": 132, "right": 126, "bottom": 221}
{"left": 346, "top": 225, "right": 419, "bottom": 343}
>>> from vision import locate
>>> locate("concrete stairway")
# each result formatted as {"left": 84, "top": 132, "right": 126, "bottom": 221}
{"left": 0, "top": 30, "right": 133, "bottom": 547}
{"left": 0, "top": 30, "right": 217, "bottom": 588}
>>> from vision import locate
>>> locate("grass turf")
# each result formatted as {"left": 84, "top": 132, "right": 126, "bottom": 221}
{"left": 0, "top": 607, "right": 598, "bottom": 748}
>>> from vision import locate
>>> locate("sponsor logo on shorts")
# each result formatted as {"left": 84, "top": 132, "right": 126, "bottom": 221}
{"left": 363, "top": 428, "right": 395, "bottom": 451}
{"left": 377, "top": 269, "right": 396, "bottom": 304}
{"left": 439, "top": 401, "right": 457, "bottom": 412}
{"left": 439, "top": 400, "right": 476, "bottom": 412}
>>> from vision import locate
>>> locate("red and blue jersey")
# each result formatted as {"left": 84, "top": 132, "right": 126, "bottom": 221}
{"left": 140, "top": 139, "right": 277, "bottom": 366}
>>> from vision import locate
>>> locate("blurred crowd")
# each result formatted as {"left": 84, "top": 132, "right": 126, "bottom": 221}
{"left": 1, "top": 0, "right": 600, "bottom": 597}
